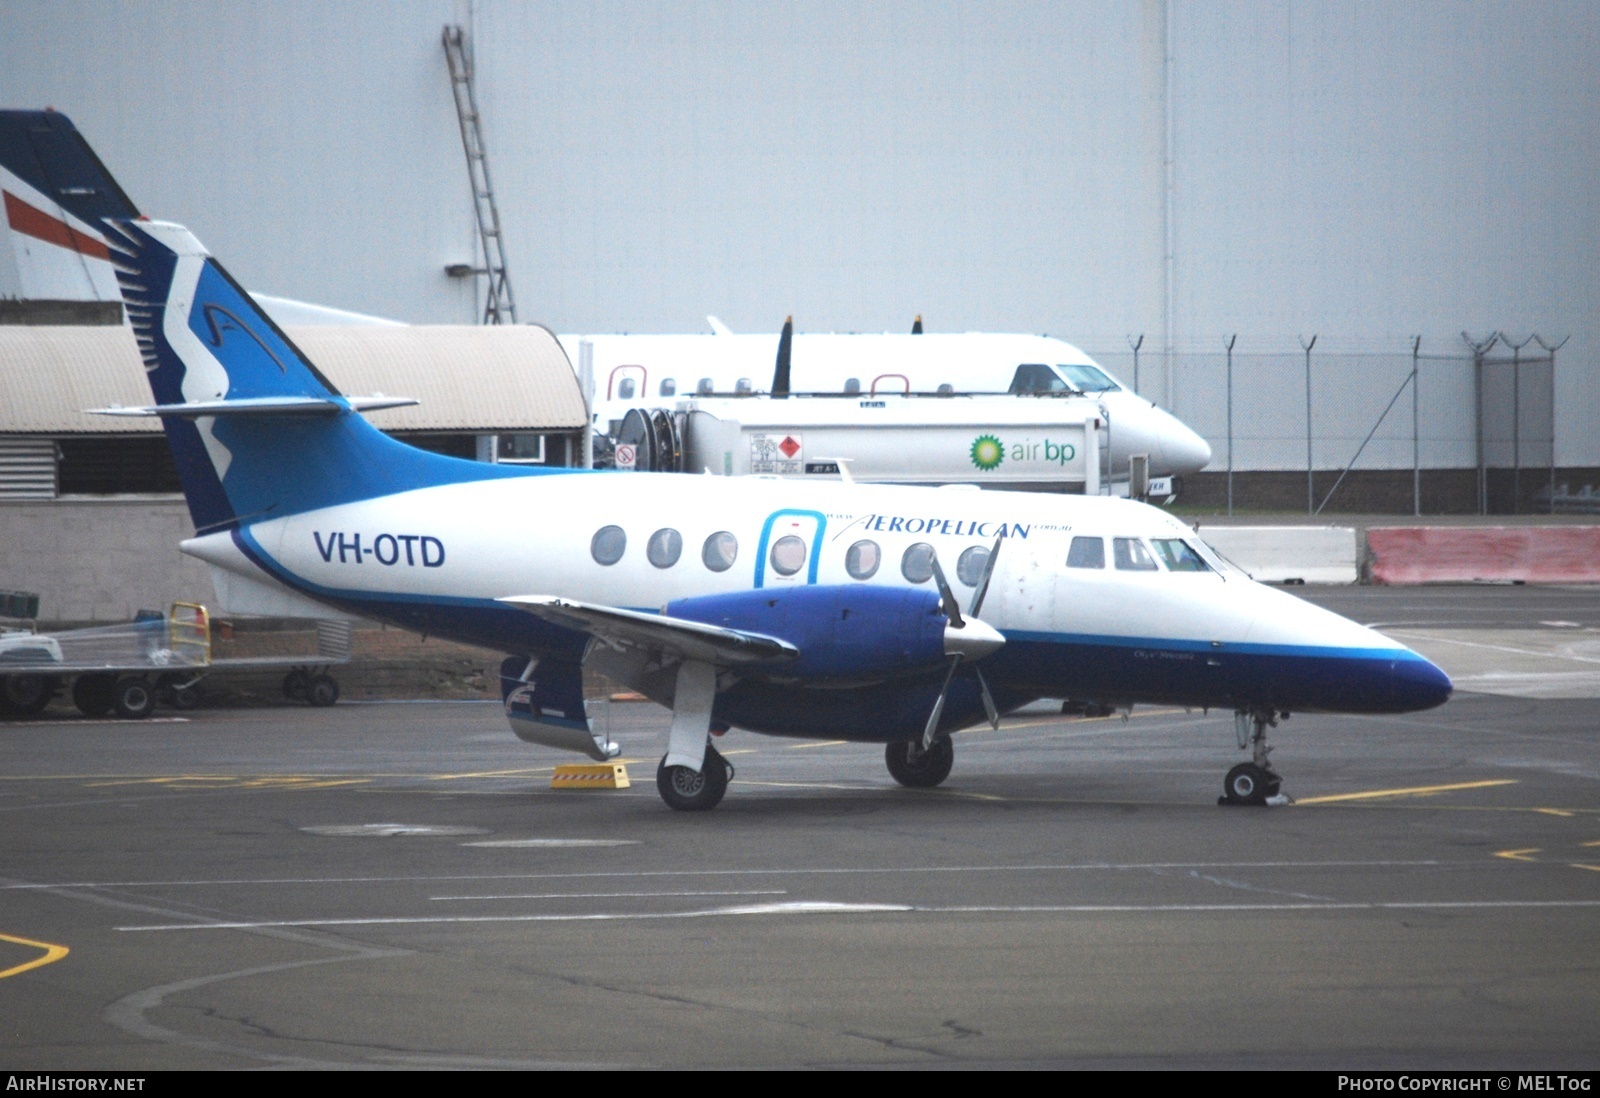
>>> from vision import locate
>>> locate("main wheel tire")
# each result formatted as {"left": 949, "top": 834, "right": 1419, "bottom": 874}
{"left": 885, "top": 737, "right": 955, "bottom": 789}
{"left": 656, "top": 746, "right": 729, "bottom": 812}
{"left": 307, "top": 674, "right": 340, "bottom": 707}
{"left": 113, "top": 677, "right": 156, "bottom": 720}
{"left": 1224, "top": 762, "right": 1275, "bottom": 805}
{"left": 72, "top": 674, "right": 117, "bottom": 717}
{"left": 282, "top": 670, "right": 311, "bottom": 701}
{"left": 3, "top": 673, "right": 55, "bottom": 716}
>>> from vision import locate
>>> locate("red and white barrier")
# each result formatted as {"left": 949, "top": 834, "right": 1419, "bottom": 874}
{"left": 1367, "top": 526, "right": 1600, "bottom": 585}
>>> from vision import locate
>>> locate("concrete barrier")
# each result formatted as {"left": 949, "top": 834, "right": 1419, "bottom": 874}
{"left": 1367, "top": 526, "right": 1600, "bottom": 585}
{"left": 1195, "top": 526, "right": 1360, "bottom": 585}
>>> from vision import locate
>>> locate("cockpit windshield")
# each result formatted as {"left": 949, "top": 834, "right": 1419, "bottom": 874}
{"left": 1056, "top": 364, "right": 1121, "bottom": 393}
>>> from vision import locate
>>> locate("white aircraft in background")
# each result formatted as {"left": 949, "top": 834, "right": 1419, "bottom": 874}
{"left": 2, "top": 109, "right": 1210, "bottom": 491}
{"left": 85, "top": 207, "right": 1450, "bottom": 812}
{"left": 559, "top": 323, "right": 1212, "bottom": 483}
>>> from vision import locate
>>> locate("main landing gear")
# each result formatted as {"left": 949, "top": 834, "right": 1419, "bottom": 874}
{"left": 1222, "top": 707, "right": 1287, "bottom": 806}
{"left": 885, "top": 736, "right": 954, "bottom": 789}
{"left": 656, "top": 742, "right": 732, "bottom": 812}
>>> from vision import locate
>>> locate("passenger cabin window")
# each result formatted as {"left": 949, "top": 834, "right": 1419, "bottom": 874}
{"left": 843, "top": 378, "right": 861, "bottom": 395}
{"left": 770, "top": 535, "right": 807, "bottom": 576}
{"left": 659, "top": 379, "right": 677, "bottom": 397}
{"left": 1113, "top": 537, "right": 1159, "bottom": 571}
{"left": 1152, "top": 538, "right": 1211, "bottom": 572}
{"left": 1058, "top": 364, "right": 1121, "bottom": 393}
{"left": 735, "top": 378, "right": 753, "bottom": 394}
{"left": 846, "top": 540, "right": 881, "bottom": 579}
{"left": 1008, "top": 363, "right": 1071, "bottom": 394}
{"left": 702, "top": 531, "right": 738, "bottom": 572}
{"left": 697, "top": 377, "right": 714, "bottom": 395}
{"left": 956, "top": 545, "right": 990, "bottom": 586}
{"left": 901, "top": 543, "right": 935, "bottom": 584}
{"left": 617, "top": 378, "right": 636, "bottom": 400}
{"left": 647, "top": 528, "right": 683, "bottom": 568}
{"left": 1067, "top": 536, "right": 1105, "bottom": 569}
{"left": 591, "top": 525, "right": 627, "bottom": 565}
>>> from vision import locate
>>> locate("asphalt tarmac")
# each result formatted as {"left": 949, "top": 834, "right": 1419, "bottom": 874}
{"left": 2, "top": 586, "right": 1597, "bottom": 1069}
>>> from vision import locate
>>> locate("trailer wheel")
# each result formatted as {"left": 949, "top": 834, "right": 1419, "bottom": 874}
{"left": 113, "top": 677, "right": 156, "bottom": 720}
{"left": 72, "top": 674, "right": 116, "bottom": 717}
{"left": 307, "top": 674, "right": 340, "bottom": 708}
{"left": 2, "top": 674, "right": 54, "bottom": 717}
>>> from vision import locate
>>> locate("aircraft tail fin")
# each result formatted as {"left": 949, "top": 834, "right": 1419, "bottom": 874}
{"left": 102, "top": 218, "right": 530, "bottom": 533}
{"left": 0, "top": 109, "right": 139, "bottom": 307}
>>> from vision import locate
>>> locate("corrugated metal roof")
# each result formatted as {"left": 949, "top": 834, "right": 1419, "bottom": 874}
{"left": 0, "top": 324, "right": 585, "bottom": 434}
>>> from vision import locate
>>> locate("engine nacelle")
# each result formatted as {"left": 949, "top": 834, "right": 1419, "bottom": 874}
{"left": 667, "top": 585, "right": 948, "bottom": 681}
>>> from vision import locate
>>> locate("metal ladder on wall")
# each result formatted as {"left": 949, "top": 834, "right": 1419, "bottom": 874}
{"left": 442, "top": 24, "right": 517, "bottom": 325}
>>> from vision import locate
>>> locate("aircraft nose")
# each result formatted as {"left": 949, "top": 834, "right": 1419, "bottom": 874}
{"left": 1389, "top": 653, "right": 1453, "bottom": 712}
{"left": 1157, "top": 409, "right": 1213, "bottom": 473}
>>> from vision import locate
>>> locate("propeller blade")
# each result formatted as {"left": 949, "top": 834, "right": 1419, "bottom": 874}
{"left": 975, "top": 665, "right": 1000, "bottom": 730}
{"left": 922, "top": 656, "right": 961, "bottom": 747}
{"left": 967, "top": 535, "right": 1004, "bottom": 618}
{"left": 772, "top": 315, "right": 793, "bottom": 398}
{"left": 929, "top": 551, "right": 964, "bottom": 629}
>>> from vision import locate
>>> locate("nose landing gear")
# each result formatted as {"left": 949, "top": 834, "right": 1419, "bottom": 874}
{"left": 1222, "top": 708, "right": 1289, "bottom": 806}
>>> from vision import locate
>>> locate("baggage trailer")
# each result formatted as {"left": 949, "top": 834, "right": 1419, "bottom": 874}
{"left": 0, "top": 603, "right": 350, "bottom": 719}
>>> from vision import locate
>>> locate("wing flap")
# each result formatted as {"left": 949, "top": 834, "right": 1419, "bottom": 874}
{"left": 499, "top": 595, "right": 799, "bottom": 666}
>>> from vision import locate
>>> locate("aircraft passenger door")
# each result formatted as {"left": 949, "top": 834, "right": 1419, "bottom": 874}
{"left": 754, "top": 509, "right": 827, "bottom": 588}
{"left": 607, "top": 364, "right": 646, "bottom": 402}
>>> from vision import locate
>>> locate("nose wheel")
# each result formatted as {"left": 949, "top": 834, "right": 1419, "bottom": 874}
{"left": 1222, "top": 708, "right": 1288, "bottom": 806}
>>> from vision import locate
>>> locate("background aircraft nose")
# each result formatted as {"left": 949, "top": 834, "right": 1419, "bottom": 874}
{"left": 1389, "top": 654, "right": 1453, "bottom": 711}
{"left": 1155, "top": 408, "right": 1213, "bottom": 473}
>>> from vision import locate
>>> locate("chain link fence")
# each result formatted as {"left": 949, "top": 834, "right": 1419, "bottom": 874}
{"left": 1090, "top": 335, "right": 1560, "bottom": 515}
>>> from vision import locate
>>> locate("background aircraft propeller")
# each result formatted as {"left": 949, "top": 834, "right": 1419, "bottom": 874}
{"left": 771, "top": 315, "right": 793, "bottom": 398}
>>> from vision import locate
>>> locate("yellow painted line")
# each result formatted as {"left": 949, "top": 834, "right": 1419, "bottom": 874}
{"left": 1584, "top": 840, "right": 1600, "bottom": 848}
{"left": 786, "top": 740, "right": 848, "bottom": 749}
{"left": 428, "top": 768, "right": 552, "bottom": 780}
{"left": 1535, "top": 807, "right": 1577, "bottom": 818}
{"left": 1495, "top": 848, "right": 1541, "bottom": 862}
{"left": 0, "top": 932, "right": 69, "bottom": 980}
{"left": 1296, "top": 779, "right": 1516, "bottom": 805}
{"left": 1573, "top": 864, "right": 1600, "bottom": 873}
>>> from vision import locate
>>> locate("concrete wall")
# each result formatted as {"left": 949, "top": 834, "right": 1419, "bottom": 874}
{"left": 0, "top": 498, "right": 215, "bottom": 624}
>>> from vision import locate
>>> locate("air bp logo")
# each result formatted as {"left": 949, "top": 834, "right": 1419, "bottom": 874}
{"left": 969, "top": 434, "right": 1004, "bottom": 471}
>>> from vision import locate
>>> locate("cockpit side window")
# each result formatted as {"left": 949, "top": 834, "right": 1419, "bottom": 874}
{"left": 1151, "top": 538, "right": 1211, "bottom": 572}
{"left": 1007, "top": 363, "right": 1069, "bottom": 394}
{"left": 1112, "top": 537, "right": 1159, "bottom": 571}
{"left": 1067, "top": 536, "right": 1105, "bottom": 569}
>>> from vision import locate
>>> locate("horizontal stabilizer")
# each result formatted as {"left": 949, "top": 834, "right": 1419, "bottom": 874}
{"left": 500, "top": 595, "right": 799, "bottom": 666}
{"left": 89, "top": 395, "right": 419, "bottom": 418}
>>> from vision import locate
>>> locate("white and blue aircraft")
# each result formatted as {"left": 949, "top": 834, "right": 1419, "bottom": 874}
{"left": 90, "top": 213, "right": 1452, "bottom": 811}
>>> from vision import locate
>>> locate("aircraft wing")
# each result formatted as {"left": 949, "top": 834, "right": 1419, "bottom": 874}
{"left": 498, "top": 595, "right": 799, "bottom": 667}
